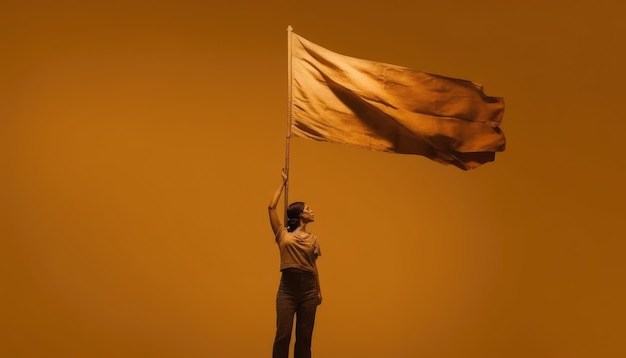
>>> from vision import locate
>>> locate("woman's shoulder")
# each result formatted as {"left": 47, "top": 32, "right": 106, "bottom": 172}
{"left": 275, "top": 226, "right": 288, "bottom": 242}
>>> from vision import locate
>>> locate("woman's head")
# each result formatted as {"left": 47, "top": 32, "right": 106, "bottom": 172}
{"left": 286, "top": 201, "right": 315, "bottom": 232}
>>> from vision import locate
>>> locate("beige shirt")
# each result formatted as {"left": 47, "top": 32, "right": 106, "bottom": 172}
{"left": 276, "top": 227, "right": 321, "bottom": 273}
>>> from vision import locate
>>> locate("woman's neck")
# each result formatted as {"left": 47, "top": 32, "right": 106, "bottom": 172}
{"left": 293, "top": 223, "right": 308, "bottom": 233}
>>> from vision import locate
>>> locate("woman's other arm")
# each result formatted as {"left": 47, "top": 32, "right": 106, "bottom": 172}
{"left": 314, "top": 264, "right": 322, "bottom": 305}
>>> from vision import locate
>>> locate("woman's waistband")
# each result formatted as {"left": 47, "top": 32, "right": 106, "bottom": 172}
{"left": 281, "top": 267, "right": 314, "bottom": 275}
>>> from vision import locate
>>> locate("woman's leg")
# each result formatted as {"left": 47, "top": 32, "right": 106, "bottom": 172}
{"left": 294, "top": 273, "right": 318, "bottom": 358}
{"left": 294, "top": 299, "right": 317, "bottom": 358}
{"left": 273, "top": 276, "right": 297, "bottom": 358}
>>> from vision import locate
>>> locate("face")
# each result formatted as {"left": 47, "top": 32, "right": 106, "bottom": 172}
{"left": 300, "top": 205, "right": 315, "bottom": 223}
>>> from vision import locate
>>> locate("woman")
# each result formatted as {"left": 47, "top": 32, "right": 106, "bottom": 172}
{"left": 268, "top": 169, "right": 322, "bottom": 358}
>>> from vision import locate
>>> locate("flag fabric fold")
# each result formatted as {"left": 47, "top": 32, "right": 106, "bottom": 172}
{"left": 290, "top": 32, "right": 505, "bottom": 170}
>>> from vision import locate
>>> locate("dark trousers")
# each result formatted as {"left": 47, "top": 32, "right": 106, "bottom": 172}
{"left": 272, "top": 268, "right": 318, "bottom": 358}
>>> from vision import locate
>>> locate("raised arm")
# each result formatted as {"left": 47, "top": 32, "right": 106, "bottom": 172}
{"left": 268, "top": 169, "right": 288, "bottom": 236}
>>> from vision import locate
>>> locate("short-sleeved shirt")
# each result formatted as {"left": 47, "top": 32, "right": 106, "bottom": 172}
{"left": 276, "top": 226, "right": 321, "bottom": 273}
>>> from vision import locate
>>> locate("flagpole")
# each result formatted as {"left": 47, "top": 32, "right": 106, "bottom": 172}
{"left": 284, "top": 25, "right": 294, "bottom": 225}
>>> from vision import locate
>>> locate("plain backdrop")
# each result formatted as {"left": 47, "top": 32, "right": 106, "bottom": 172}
{"left": 2, "top": 1, "right": 624, "bottom": 357}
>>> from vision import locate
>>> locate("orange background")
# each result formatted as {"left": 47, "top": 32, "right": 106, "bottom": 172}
{"left": 2, "top": 1, "right": 624, "bottom": 357}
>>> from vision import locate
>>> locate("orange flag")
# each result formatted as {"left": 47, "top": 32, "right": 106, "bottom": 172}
{"left": 290, "top": 32, "right": 505, "bottom": 170}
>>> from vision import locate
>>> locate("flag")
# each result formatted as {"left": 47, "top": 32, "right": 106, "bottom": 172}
{"left": 290, "top": 32, "right": 505, "bottom": 170}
